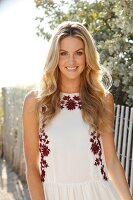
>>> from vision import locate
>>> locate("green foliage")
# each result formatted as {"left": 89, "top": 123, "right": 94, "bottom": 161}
{"left": 34, "top": 0, "right": 133, "bottom": 106}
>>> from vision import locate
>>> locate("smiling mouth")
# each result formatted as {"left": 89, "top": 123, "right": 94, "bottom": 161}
{"left": 66, "top": 67, "right": 78, "bottom": 72}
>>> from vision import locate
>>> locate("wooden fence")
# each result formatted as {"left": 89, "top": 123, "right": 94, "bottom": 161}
{"left": 114, "top": 105, "right": 133, "bottom": 195}
{"left": 1, "top": 88, "right": 29, "bottom": 181}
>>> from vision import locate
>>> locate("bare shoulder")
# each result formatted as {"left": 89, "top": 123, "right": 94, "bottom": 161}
{"left": 23, "top": 90, "right": 40, "bottom": 167}
{"left": 23, "top": 90, "right": 39, "bottom": 112}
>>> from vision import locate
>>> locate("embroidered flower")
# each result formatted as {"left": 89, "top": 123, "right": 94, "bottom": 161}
{"left": 91, "top": 142, "right": 100, "bottom": 155}
{"left": 63, "top": 96, "right": 70, "bottom": 101}
{"left": 66, "top": 99, "right": 77, "bottom": 110}
{"left": 60, "top": 95, "right": 82, "bottom": 110}
{"left": 39, "top": 120, "right": 50, "bottom": 182}
{"left": 90, "top": 130, "right": 108, "bottom": 181}
{"left": 73, "top": 96, "right": 80, "bottom": 101}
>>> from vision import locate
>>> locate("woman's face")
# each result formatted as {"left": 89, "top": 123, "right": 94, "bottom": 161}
{"left": 58, "top": 36, "right": 85, "bottom": 83}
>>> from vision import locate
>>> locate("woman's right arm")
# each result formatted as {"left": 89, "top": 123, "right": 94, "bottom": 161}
{"left": 22, "top": 91, "right": 45, "bottom": 200}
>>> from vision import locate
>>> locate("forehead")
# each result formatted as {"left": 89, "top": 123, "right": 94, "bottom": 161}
{"left": 59, "top": 36, "right": 84, "bottom": 50}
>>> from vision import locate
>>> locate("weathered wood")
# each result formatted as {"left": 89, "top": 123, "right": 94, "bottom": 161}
{"left": 125, "top": 107, "right": 133, "bottom": 194}
{"left": 130, "top": 143, "right": 133, "bottom": 195}
{"left": 0, "top": 125, "right": 3, "bottom": 157}
{"left": 114, "top": 104, "right": 120, "bottom": 147}
{"left": 2, "top": 87, "right": 29, "bottom": 181}
{"left": 114, "top": 105, "right": 133, "bottom": 195}
{"left": 117, "top": 105, "right": 124, "bottom": 159}
{"left": 121, "top": 107, "right": 129, "bottom": 167}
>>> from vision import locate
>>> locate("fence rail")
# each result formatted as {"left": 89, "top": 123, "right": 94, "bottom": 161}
{"left": 114, "top": 105, "right": 133, "bottom": 194}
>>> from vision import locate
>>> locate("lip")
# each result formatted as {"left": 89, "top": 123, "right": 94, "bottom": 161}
{"left": 66, "top": 66, "right": 78, "bottom": 72}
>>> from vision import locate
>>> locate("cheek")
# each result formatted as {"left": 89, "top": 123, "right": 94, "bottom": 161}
{"left": 79, "top": 56, "right": 85, "bottom": 65}
{"left": 83, "top": 56, "right": 86, "bottom": 65}
{"left": 58, "top": 57, "right": 65, "bottom": 66}
{"left": 58, "top": 60, "right": 65, "bottom": 71}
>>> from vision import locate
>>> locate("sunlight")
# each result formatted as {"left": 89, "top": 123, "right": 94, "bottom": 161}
{"left": 0, "top": 0, "right": 46, "bottom": 87}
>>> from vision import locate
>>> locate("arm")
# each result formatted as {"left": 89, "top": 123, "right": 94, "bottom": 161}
{"left": 22, "top": 91, "right": 45, "bottom": 200}
{"left": 100, "top": 92, "right": 133, "bottom": 200}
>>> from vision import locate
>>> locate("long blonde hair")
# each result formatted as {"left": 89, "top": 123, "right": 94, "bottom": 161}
{"left": 37, "top": 21, "right": 112, "bottom": 133}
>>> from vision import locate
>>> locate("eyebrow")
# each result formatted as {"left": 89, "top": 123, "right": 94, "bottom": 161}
{"left": 60, "top": 48, "right": 84, "bottom": 52}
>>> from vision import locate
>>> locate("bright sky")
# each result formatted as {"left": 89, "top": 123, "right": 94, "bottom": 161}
{"left": 0, "top": 0, "right": 47, "bottom": 87}
{"left": 0, "top": 0, "right": 96, "bottom": 88}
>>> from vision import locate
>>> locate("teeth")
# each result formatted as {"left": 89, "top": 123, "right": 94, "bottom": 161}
{"left": 67, "top": 67, "right": 76, "bottom": 69}
{"left": 66, "top": 67, "right": 77, "bottom": 71}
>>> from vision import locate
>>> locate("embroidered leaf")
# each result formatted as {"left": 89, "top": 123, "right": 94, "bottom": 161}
{"left": 39, "top": 125, "right": 50, "bottom": 182}
{"left": 90, "top": 130, "right": 108, "bottom": 181}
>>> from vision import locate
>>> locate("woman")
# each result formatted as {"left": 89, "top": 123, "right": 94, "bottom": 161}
{"left": 22, "top": 21, "right": 133, "bottom": 200}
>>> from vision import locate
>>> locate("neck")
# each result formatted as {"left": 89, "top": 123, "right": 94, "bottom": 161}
{"left": 61, "top": 85, "right": 80, "bottom": 93}
{"left": 60, "top": 78, "right": 80, "bottom": 93}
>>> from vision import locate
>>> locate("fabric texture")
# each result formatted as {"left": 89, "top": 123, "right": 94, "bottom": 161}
{"left": 39, "top": 93, "right": 120, "bottom": 200}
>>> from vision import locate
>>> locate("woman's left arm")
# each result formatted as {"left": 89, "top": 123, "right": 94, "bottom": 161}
{"left": 100, "top": 92, "right": 133, "bottom": 200}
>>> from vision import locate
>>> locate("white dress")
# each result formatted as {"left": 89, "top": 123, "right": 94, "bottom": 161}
{"left": 39, "top": 93, "right": 121, "bottom": 200}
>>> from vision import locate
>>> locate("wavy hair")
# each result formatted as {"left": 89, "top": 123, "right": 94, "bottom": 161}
{"left": 37, "top": 21, "right": 112, "bottom": 133}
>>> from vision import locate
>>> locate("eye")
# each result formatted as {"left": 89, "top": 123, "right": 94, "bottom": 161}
{"left": 60, "top": 51, "right": 68, "bottom": 56}
{"left": 76, "top": 51, "right": 83, "bottom": 56}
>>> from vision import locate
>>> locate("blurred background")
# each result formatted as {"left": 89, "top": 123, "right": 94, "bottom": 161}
{"left": 0, "top": 0, "right": 132, "bottom": 199}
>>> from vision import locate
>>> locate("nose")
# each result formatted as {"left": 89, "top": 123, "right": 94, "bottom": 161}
{"left": 68, "top": 54, "right": 75, "bottom": 66}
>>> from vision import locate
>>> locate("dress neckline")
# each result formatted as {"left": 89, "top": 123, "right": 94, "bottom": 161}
{"left": 60, "top": 92, "right": 81, "bottom": 110}
{"left": 60, "top": 92, "right": 80, "bottom": 96}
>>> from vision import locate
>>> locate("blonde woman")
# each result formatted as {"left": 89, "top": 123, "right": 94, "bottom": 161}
{"left": 22, "top": 21, "right": 132, "bottom": 200}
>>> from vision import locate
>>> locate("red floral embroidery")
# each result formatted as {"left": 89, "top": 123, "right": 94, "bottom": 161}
{"left": 39, "top": 118, "right": 50, "bottom": 182}
{"left": 60, "top": 95, "right": 82, "bottom": 110}
{"left": 90, "top": 130, "right": 108, "bottom": 181}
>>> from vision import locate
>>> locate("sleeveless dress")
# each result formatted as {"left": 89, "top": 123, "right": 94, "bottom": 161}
{"left": 39, "top": 93, "right": 121, "bottom": 200}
